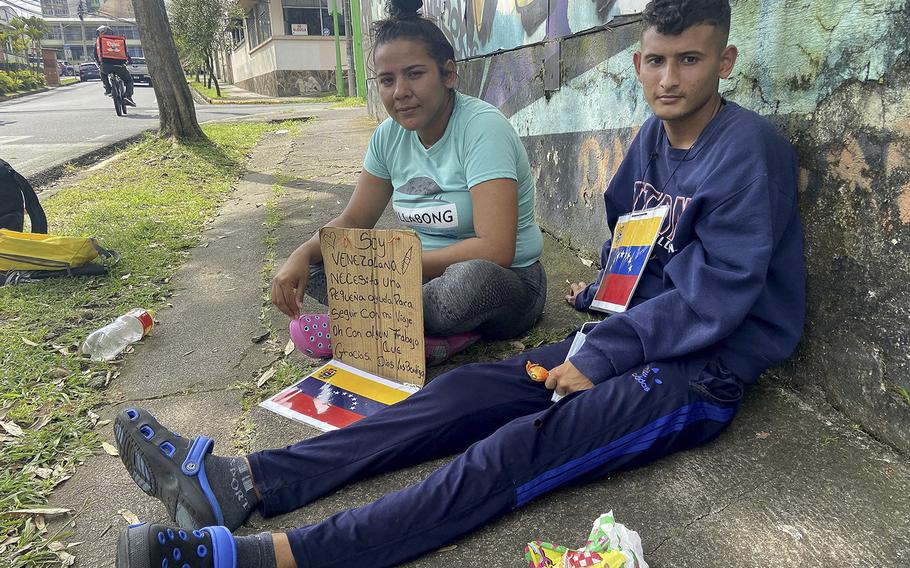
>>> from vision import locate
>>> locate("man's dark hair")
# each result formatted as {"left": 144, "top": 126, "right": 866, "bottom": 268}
{"left": 641, "top": 0, "right": 731, "bottom": 42}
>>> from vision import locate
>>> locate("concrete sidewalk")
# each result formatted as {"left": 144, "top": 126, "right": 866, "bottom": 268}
{"left": 49, "top": 107, "right": 910, "bottom": 567}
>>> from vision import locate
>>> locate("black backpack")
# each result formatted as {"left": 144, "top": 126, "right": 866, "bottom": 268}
{"left": 0, "top": 158, "right": 47, "bottom": 233}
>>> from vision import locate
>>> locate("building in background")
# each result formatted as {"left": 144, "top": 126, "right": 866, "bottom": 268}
{"left": 39, "top": 0, "right": 140, "bottom": 63}
{"left": 225, "top": 0, "right": 349, "bottom": 96}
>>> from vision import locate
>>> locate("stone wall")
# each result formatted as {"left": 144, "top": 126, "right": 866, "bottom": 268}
{"left": 236, "top": 69, "right": 343, "bottom": 97}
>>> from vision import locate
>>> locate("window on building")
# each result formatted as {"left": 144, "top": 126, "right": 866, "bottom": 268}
{"left": 41, "top": 0, "right": 69, "bottom": 16}
{"left": 229, "top": 19, "right": 245, "bottom": 48}
{"left": 282, "top": 0, "right": 346, "bottom": 37}
{"left": 246, "top": 1, "right": 272, "bottom": 49}
{"left": 113, "top": 26, "right": 138, "bottom": 40}
{"left": 63, "top": 25, "right": 86, "bottom": 41}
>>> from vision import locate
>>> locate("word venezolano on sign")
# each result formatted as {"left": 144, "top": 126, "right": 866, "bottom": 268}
{"left": 320, "top": 228, "right": 425, "bottom": 386}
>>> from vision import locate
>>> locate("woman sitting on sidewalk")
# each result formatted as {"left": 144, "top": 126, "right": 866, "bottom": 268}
{"left": 271, "top": 0, "right": 546, "bottom": 365}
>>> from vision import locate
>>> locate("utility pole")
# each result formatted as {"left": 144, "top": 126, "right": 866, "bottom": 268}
{"left": 349, "top": 0, "right": 366, "bottom": 98}
{"left": 344, "top": 0, "right": 355, "bottom": 97}
{"left": 330, "top": 0, "right": 343, "bottom": 97}
{"left": 77, "top": 0, "right": 86, "bottom": 63}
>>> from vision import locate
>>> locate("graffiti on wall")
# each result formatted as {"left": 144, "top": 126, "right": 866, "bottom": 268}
{"left": 370, "top": 0, "right": 643, "bottom": 59}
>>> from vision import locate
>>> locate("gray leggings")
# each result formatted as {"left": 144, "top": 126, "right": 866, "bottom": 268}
{"left": 307, "top": 259, "right": 547, "bottom": 339}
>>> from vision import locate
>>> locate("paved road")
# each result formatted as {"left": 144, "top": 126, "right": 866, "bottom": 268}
{"left": 0, "top": 80, "right": 311, "bottom": 179}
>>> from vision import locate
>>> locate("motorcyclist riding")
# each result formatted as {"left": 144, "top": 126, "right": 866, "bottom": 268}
{"left": 94, "top": 25, "right": 136, "bottom": 107}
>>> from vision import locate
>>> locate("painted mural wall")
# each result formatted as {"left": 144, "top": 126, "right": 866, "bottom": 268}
{"left": 369, "top": 0, "right": 645, "bottom": 58}
{"left": 363, "top": 0, "right": 910, "bottom": 453}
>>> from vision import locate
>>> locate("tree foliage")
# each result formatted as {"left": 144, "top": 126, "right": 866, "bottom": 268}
{"left": 3, "top": 17, "right": 48, "bottom": 70}
{"left": 169, "top": 0, "right": 239, "bottom": 97}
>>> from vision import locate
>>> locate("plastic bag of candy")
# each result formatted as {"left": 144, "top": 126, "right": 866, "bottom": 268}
{"left": 525, "top": 511, "right": 648, "bottom": 568}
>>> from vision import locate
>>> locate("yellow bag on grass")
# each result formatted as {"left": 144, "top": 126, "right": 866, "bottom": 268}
{"left": 0, "top": 229, "right": 116, "bottom": 272}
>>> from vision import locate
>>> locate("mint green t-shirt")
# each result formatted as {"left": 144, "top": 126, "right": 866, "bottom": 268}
{"left": 363, "top": 92, "right": 543, "bottom": 268}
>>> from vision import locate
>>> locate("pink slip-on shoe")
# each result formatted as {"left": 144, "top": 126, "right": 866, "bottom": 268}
{"left": 289, "top": 314, "right": 332, "bottom": 358}
{"left": 425, "top": 331, "right": 481, "bottom": 366}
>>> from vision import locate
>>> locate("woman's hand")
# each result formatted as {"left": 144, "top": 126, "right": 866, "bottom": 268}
{"left": 271, "top": 171, "right": 393, "bottom": 318}
{"left": 271, "top": 248, "right": 311, "bottom": 319}
{"left": 565, "top": 281, "right": 588, "bottom": 307}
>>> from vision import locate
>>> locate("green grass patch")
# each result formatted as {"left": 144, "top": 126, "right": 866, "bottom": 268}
{"left": 187, "top": 79, "right": 365, "bottom": 107}
{"left": 59, "top": 77, "right": 79, "bottom": 87}
{"left": 0, "top": 121, "right": 289, "bottom": 567}
{"left": 188, "top": 79, "right": 224, "bottom": 99}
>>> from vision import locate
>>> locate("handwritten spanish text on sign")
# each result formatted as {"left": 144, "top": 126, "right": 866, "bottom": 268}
{"left": 320, "top": 228, "right": 425, "bottom": 386}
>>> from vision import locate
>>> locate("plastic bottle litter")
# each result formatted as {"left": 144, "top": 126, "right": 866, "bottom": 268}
{"left": 82, "top": 308, "right": 156, "bottom": 361}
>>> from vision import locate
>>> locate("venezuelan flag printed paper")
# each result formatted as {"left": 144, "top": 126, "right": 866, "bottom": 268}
{"left": 591, "top": 206, "right": 668, "bottom": 314}
{"left": 260, "top": 360, "right": 420, "bottom": 431}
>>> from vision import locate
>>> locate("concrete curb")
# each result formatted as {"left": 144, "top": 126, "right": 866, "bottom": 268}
{"left": 27, "top": 132, "right": 150, "bottom": 190}
{"left": 0, "top": 86, "right": 50, "bottom": 102}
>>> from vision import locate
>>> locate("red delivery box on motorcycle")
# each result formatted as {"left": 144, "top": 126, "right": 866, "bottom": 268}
{"left": 97, "top": 35, "right": 128, "bottom": 62}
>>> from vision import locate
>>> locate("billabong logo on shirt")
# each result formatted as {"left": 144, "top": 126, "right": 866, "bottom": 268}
{"left": 394, "top": 203, "right": 458, "bottom": 229}
{"left": 394, "top": 176, "right": 458, "bottom": 230}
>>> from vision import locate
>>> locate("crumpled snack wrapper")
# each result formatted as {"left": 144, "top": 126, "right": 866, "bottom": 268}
{"left": 525, "top": 511, "right": 648, "bottom": 568}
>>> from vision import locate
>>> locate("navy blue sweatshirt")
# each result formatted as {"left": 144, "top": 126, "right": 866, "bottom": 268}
{"left": 570, "top": 101, "right": 805, "bottom": 384}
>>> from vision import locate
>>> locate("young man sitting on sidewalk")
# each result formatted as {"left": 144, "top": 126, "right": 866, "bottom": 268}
{"left": 111, "top": 1, "right": 805, "bottom": 566}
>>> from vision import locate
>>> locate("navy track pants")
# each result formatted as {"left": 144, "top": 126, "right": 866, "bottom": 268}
{"left": 247, "top": 336, "right": 744, "bottom": 567}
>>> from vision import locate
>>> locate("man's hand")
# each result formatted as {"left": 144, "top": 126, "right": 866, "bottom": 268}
{"left": 565, "top": 281, "right": 588, "bottom": 307}
{"left": 545, "top": 360, "right": 594, "bottom": 396}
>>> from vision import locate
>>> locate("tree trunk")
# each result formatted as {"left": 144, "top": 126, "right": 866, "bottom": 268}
{"left": 344, "top": 0, "right": 356, "bottom": 97}
{"left": 206, "top": 53, "right": 220, "bottom": 97}
{"left": 131, "top": 0, "right": 205, "bottom": 140}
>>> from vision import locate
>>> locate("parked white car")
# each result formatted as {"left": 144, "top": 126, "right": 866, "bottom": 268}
{"left": 127, "top": 57, "right": 150, "bottom": 85}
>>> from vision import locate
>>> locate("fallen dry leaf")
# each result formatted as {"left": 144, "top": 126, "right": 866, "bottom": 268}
{"left": 756, "top": 431, "right": 770, "bottom": 439}
{"left": 0, "top": 421, "right": 23, "bottom": 437}
{"left": 35, "top": 515, "right": 46, "bottom": 531}
{"left": 580, "top": 258, "right": 594, "bottom": 267}
{"left": 31, "top": 413, "right": 52, "bottom": 431}
{"left": 118, "top": 509, "right": 140, "bottom": 525}
{"left": 57, "top": 550, "right": 76, "bottom": 566}
{"left": 101, "top": 442, "right": 120, "bottom": 456}
{"left": 48, "top": 367, "right": 70, "bottom": 379}
{"left": 284, "top": 339, "right": 296, "bottom": 357}
{"left": 95, "top": 419, "right": 112, "bottom": 428}
{"left": 48, "top": 542, "right": 65, "bottom": 552}
{"left": 256, "top": 368, "right": 277, "bottom": 388}
{"left": 33, "top": 467, "right": 53, "bottom": 479}
{"left": 20, "top": 336, "right": 39, "bottom": 347}
{"left": 7, "top": 507, "right": 72, "bottom": 516}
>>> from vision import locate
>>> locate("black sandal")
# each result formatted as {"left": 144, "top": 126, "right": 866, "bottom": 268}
{"left": 116, "top": 522, "right": 235, "bottom": 568}
{"left": 114, "top": 407, "right": 225, "bottom": 529}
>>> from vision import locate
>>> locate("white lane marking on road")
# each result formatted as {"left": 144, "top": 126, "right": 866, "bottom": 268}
{"left": 0, "top": 135, "right": 32, "bottom": 145}
{"left": 88, "top": 134, "right": 112, "bottom": 141}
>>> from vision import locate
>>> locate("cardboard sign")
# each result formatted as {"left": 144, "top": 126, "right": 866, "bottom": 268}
{"left": 320, "top": 228, "right": 425, "bottom": 386}
{"left": 591, "top": 206, "right": 668, "bottom": 313}
{"left": 260, "top": 359, "right": 419, "bottom": 431}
